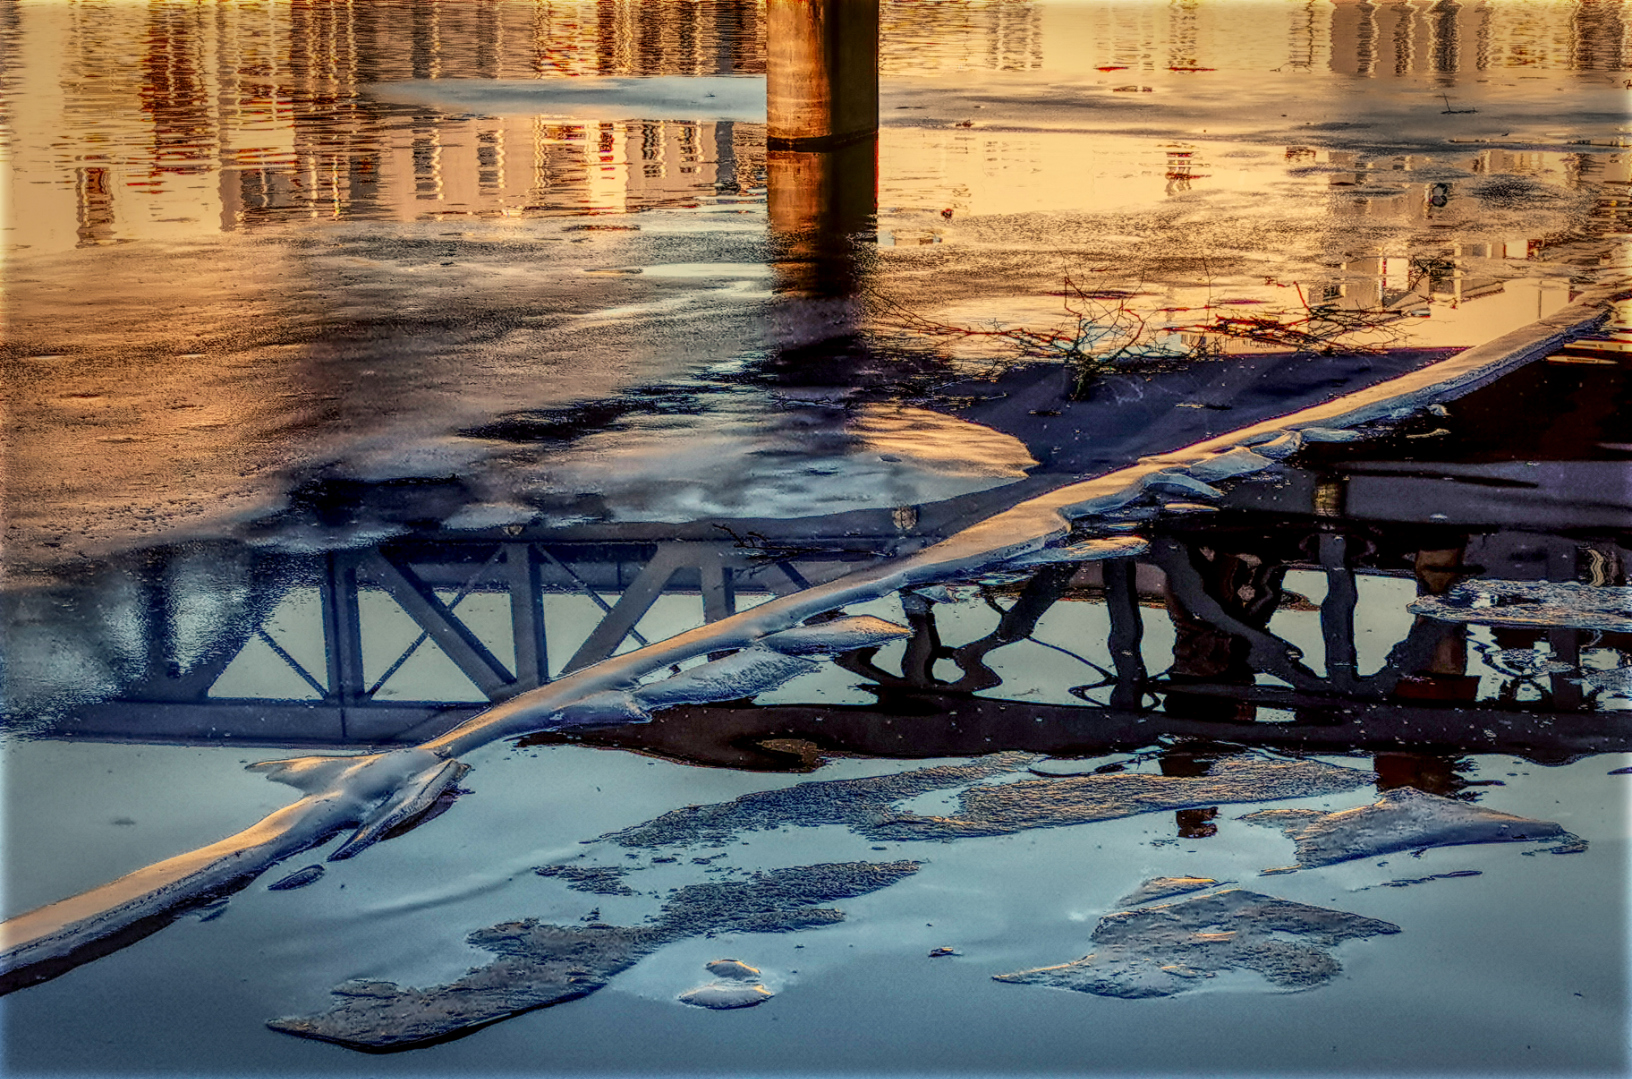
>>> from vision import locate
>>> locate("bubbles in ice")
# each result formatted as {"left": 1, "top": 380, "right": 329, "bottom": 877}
{"left": 705, "top": 959, "right": 761, "bottom": 981}
{"left": 993, "top": 889, "right": 1399, "bottom": 999}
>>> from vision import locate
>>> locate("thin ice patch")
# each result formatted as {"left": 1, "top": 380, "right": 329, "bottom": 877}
{"left": 678, "top": 981, "right": 773, "bottom": 1009}
{"left": 1408, "top": 581, "right": 1632, "bottom": 633}
{"left": 868, "top": 757, "right": 1371, "bottom": 841}
{"left": 1115, "top": 876, "right": 1227, "bottom": 908}
{"left": 993, "top": 889, "right": 1399, "bottom": 999}
{"left": 1239, "top": 787, "right": 1574, "bottom": 871}
{"left": 535, "top": 865, "right": 638, "bottom": 896}
{"left": 267, "top": 865, "right": 325, "bottom": 892}
{"left": 268, "top": 860, "right": 917, "bottom": 1051}
{"left": 599, "top": 753, "right": 1038, "bottom": 848}
{"left": 1486, "top": 647, "right": 1574, "bottom": 677}
{"left": 1578, "top": 666, "right": 1632, "bottom": 697}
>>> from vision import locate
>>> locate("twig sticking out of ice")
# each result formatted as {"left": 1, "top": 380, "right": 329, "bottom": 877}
{"left": 993, "top": 889, "right": 1399, "bottom": 998}
{"left": 1239, "top": 787, "right": 1573, "bottom": 871}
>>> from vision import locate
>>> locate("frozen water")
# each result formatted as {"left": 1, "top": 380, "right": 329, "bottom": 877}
{"left": 599, "top": 753, "right": 1367, "bottom": 848}
{"left": 1409, "top": 581, "right": 1632, "bottom": 633}
{"left": 759, "top": 616, "right": 913, "bottom": 655}
{"left": 535, "top": 865, "right": 637, "bottom": 896}
{"left": 1487, "top": 647, "right": 1575, "bottom": 677}
{"left": 600, "top": 753, "right": 1037, "bottom": 848}
{"left": 994, "top": 889, "right": 1399, "bottom": 999}
{"left": 678, "top": 981, "right": 773, "bottom": 1009}
{"left": 632, "top": 648, "right": 821, "bottom": 710}
{"left": 1239, "top": 787, "right": 1572, "bottom": 870}
{"left": 1114, "top": 877, "right": 1227, "bottom": 909}
{"left": 870, "top": 757, "right": 1371, "bottom": 841}
{"left": 266, "top": 865, "right": 325, "bottom": 892}
{"left": 1579, "top": 666, "right": 1632, "bottom": 697}
{"left": 268, "top": 861, "right": 917, "bottom": 1050}
{"left": 704, "top": 959, "right": 761, "bottom": 981}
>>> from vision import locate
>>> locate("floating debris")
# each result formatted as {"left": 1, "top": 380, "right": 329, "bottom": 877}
{"left": 267, "top": 861, "right": 918, "bottom": 1050}
{"left": 267, "top": 865, "right": 325, "bottom": 892}
{"left": 995, "top": 889, "right": 1398, "bottom": 998}
{"left": 678, "top": 982, "right": 773, "bottom": 1009}
{"left": 1114, "top": 877, "right": 1226, "bottom": 908}
{"left": 1408, "top": 580, "right": 1632, "bottom": 633}
{"left": 928, "top": 946, "right": 960, "bottom": 958}
{"left": 1239, "top": 788, "right": 1574, "bottom": 871}
{"left": 535, "top": 865, "right": 637, "bottom": 896}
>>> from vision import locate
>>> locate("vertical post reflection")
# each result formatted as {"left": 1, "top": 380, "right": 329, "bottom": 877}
{"left": 767, "top": 136, "right": 877, "bottom": 299}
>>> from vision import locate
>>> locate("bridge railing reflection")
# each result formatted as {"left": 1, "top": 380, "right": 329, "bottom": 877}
{"left": 35, "top": 506, "right": 1630, "bottom": 767}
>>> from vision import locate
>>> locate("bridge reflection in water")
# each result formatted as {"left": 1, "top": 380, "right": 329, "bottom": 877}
{"left": 36, "top": 461, "right": 1632, "bottom": 779}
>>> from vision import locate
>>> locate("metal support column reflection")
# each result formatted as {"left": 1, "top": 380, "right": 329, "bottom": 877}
{"left": 767, "top": 136, "right": 877, "bottom": 298}
{"left": 1104, "top": 557, "right": 1148, "bottom": 709}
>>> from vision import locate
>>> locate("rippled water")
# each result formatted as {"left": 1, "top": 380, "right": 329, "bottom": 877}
{"left": 2, "top": 2, "right": 1629, "bottom": 1076}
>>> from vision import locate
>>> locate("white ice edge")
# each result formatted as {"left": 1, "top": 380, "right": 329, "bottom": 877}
{"left": 1, "top": 289, "right": 1614, "bottom": 980}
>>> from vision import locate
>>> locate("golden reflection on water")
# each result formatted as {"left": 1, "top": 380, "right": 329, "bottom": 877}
{"left": 2, "top": 0, "right": 1627, "bottom": 563}
{"left": 6, "top": 0, "right": 1624, "bottom": 249}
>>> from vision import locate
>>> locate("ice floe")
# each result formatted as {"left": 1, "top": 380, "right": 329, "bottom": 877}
{"left": 267, "top": 861, "right": 915, "bottom": 1049}
{"left": 680, "top": 959, "right": 773, "bottom": 1009}
{"left": 602, "top": 754, "right": 1369, "bottom": 847}
{"left": 535, "top": 865, "right": 637, "bottom": 896}
{"left": 1486, "top": 647, "right": 1575, "bottom": 677}
{"left": 994, "top": 889, "right": 1399, "bottom": 998}
{"left": 1409, "top": 580, "right": 1632, "bottom": 633}
{"left": 1239, "top": 787, "right": 1576, "bottom": 871}
{"left": 267, "top": 865, "right": 325, "bottom": 892}
{"left": 678, "top": 982, "right": 773, "bottom": 1009}
{"left": 1113, "top": 876, "right": 1227, "bottom": 909}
